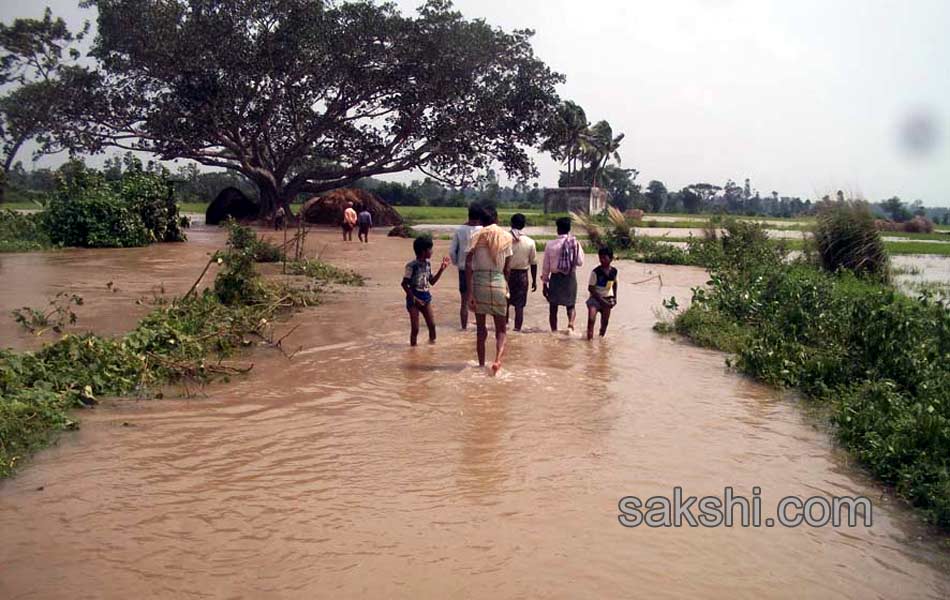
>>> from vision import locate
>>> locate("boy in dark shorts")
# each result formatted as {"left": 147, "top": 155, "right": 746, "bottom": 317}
{"left": 357, "top": 205, "right": 373, "bottom": 243}
{"left": 401, "top": 236, "right": 450, "bottom": 346}
{"left": 586, "top": 246, "right": 618, "bottom": 340}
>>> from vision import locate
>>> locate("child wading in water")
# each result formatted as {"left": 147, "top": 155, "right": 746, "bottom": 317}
{"left": 402, "top": 236, "right": 450, "bottom": 346}
{"left": 586, "top": 246, "right": 618, "bottom": 340}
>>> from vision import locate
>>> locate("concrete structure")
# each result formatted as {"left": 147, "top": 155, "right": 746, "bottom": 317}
{"left": 543, "top": 187, "right": 609, "bottom": 215}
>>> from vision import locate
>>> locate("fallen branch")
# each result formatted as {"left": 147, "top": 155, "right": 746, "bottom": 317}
{"left": 184, "top": 255, "right": 218, "bottom": 298}
{"left": 628, "top": 274, "right": 663, "bottom": 286}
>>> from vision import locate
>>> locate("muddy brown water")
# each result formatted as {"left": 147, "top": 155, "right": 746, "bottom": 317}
{"left": 1, "top": 227, "right": 948, "bottom": 599}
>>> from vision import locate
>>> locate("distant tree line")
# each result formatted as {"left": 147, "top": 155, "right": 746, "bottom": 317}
{"left": 875, "top": 195, "right": 949, "bottom": 224}
{"left": 355, "top": 170, "right": 543, "bottom": 208}
{"left": 7, "top": 157, "right": 949, "bottom": 223}
{"left": 616, "top": 178, "right": 816, "bottom": 218}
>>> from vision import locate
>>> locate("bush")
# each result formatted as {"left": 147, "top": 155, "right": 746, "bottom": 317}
{"left": 903, "top": 216, "right": 935, "bottom": 234}
{"left": 834, "top": 380, "right": 950, "bottom": 527}
{"left": 222, "top": 219, "right": 284, "bottom": 262}
{"left": 43, "top": 161, "right": 186, "bottom": 248}
{"left": 813, "top": 200, "right": 888, "bottom": 281}
{"left": 0, "top": 209, "right": 52, "bottom": 252}
{"left": 214, "top": 221, "right": 266, "bottom": 305}
{"left": 673, "top": 305, "right": 749, "bottom": 353}
{"left": 668, "top": 218, "right": 950, "bottom": 526}
{"left": 45, "top": 189, "right": 151, "bottom": 248}
{"left": 118, "top": 165, "right": 186, "bottom": 243}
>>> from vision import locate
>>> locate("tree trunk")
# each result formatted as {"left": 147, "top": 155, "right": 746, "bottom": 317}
{"left": 257, "top": 181, "right": 296, "bottom": 226}
{"left": 258, "top": 183, "right": 279, "bottom": 219}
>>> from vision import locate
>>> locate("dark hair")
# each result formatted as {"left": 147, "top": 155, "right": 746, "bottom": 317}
{"left": 467, "top": 202, "right": 485, "bottom": 222}
{"left": 479, "top": 202, "right": 498, "bottom": 226}
{"left": 510, "top": 213, "right": 527, "bottom": 229}
{"left": 598, "top": 245, "right": 614, "bottom": 259}
{"left": 413, "top": 235, "right": 433, "bottom": 256}
{"left": 556, "top": 216, "right": 572, "bottom": 235}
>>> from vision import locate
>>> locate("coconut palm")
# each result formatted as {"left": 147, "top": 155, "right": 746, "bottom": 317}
{"left": 542, "top": 100, "right": 590, "bottom": 183}
{"left": 544, "top": 104, "right": 625, "bottom": 188}
{"left": 583, "top": 120, "right": 625, "bottom": 187}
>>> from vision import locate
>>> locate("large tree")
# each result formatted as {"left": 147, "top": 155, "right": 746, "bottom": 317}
{"left": 61, "top": 0, "right": 563, "bottom": 216}
{"left": 643, "top": 179, "right": 667, "bottom": 213}
{"left": 0, "top": 9, "right": 86, "bottom": 202}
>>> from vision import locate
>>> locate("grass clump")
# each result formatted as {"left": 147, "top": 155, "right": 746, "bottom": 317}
{"left": 813, "top": 199, "right": 889, "bottom": 281}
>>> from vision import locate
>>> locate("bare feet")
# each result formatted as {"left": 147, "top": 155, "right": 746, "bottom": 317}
{"left": 490, "top": 361, "right": 502, "bottom": 376}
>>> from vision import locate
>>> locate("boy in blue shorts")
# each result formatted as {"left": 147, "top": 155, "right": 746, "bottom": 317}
{"left": 402, "top": 236, "right": 450, "bottom": 346}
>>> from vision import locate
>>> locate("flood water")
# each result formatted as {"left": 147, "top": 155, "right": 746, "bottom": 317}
{"left": 1, "top": 227, "right": 948, "bottom": 599}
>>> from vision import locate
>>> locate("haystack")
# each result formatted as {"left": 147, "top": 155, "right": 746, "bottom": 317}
{"left": 206, "top": 187, "right": 259, "bottom": 225}
{"left": 300, "top": 188, "right": 403, "bottom": 226}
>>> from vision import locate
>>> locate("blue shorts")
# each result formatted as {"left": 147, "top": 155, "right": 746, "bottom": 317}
{"left": 406, "top": 289, "right": 432, "bottom": 311}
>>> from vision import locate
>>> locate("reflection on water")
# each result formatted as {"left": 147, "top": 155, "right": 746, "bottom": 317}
{"left": 0, "top": 227, "right": 947, "bottom": 599}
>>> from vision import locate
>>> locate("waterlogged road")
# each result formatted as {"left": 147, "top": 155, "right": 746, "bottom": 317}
{"left": 0, "top": 227, "right": 948, "bottom": 599}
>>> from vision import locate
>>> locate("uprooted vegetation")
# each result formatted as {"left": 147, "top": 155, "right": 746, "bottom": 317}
{"left": 656, "top": 207, "right": 950, "bottom": 527}
{"left": 0, "top": 222, "right": 362, "bottom": 478}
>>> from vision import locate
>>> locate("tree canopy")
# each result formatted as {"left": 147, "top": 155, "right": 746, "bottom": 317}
{"left": 543, "top": 100, "right": 625, "bottom": 189}
{"left": 57, "top": 0, "right": 563, "bottom": 215}
{"left": 0, "top": 9, "right": 87, "bottom": 200}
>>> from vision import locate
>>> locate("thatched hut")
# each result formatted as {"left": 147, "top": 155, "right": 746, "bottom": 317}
{"left": 300, "top": 188, "right": 403, "bottom": 226}
{"left": 206, "top": 187, "right": 259, "bottom": 225}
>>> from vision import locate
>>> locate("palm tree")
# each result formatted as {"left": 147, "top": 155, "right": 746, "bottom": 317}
{"left": 542, "top": 101, "right": 589, "bottom": 184}
{"left": 543, "top": 104, "right": 625, "bottom": 188}
{"left": 583, "top": 120, "right": 624, "bottom": 187}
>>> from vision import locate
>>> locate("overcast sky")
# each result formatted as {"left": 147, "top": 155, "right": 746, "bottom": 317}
{"left": 3, "top": 0, "right": 948, "bottom": 205}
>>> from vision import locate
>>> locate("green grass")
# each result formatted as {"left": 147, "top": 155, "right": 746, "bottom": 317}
{"left": 395, "top": 206, "right": 565, "bottom": 225}
{"left": 178, "top": 202, "right": 210, "bottom": 214}
{"left": 772, "top": 238, "right": 950, "bottom": 256}
{"left": 0, "top": 201, "right": 45, "bottom": 211}
{"left": 639, "top": 218, "right": 809, "bottom": 231}
{"left": 650, "top": 212, "right": 812, "bottom": 222}
{"left": 879, "top": 231, "right": 950, "bottom": 241}
{"left": 885, "top": 240, "right": 950, "bottom": 255}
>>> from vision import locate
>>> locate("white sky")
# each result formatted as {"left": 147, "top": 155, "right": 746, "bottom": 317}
{"left": 3, "top": 0, "right": 949, "bottom": 205}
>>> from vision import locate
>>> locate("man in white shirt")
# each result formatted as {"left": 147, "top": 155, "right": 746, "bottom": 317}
{"left": 448, "top": 203, "right": 484, "bottom": 329}
{"left": 506, "top": 213, "right": 538, "bottom": 331}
